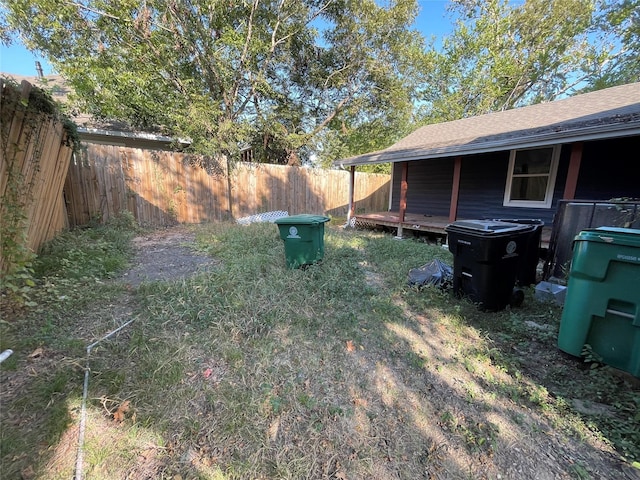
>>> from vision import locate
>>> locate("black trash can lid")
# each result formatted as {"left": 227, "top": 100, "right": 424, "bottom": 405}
{"left": 445, "top": 219, "right": 532, "bottom": 235}
{"left": 489, "top": 218, "right": 544, "bottom": 227}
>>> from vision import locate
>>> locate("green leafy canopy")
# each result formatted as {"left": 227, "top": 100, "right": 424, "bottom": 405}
{"left": 2, "top": 0, "right": 427, "bottom": 165}
{"left": 2, "top": 0, "right": 637, "bottom": 167}
{"left": 419, "top": 0, "right": 640, "bottom": 122}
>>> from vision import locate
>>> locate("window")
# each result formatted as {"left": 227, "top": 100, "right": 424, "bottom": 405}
{"left": 503, "top": 146, "right": 559, "bottom": 208}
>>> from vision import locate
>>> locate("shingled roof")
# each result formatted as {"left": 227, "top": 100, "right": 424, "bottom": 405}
{"left": 335, "top": 82, "right": 640, "bottom": 167}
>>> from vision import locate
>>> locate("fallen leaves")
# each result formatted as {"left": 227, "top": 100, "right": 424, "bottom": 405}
{"left": 113, "top": 400, "right": 130, "bottom": 422}
{"left": 268, "top": 416, "right": 281, "bottom": 442}
{"left": 28, "top": 347, "right": 43, "bottom": 359}
{"left": 184, "top": 361, "right": 229, "bottom": 386}
{"left": 103, "top": 399, "right": 132, "bottom": 423}
{"left": 352, "top": 397, "right": 368, "bottom": 408}
{"left": 346, "top": 340, "right": 364, "bottom": 352}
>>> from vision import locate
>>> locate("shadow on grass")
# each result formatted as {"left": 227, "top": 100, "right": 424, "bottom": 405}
{"left": 1, "top": 223, "right": 638, "bottom": 479}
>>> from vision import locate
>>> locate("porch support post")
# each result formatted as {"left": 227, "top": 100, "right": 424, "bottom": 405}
{"left": 449, "top": 156, "right": 462, "bottom": 222}
{"left": 563, "top": 142, "right": 583, "bottom": 199}
{"left": 347, "top": 165, "right": 356, "bottom": 226}
{"left": 397, "top": 161, "right": 408, "bottom": 238}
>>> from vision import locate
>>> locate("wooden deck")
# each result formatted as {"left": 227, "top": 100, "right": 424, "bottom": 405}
{"left": 354, "top": 212, "right": 552, "bottom": 248}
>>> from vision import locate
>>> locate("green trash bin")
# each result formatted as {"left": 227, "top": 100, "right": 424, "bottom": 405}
{"left": 558, "top": 227, "right": 640, "bottom": 377}
{"left": 275, "top": 214, "right": 330, "bottom": 268}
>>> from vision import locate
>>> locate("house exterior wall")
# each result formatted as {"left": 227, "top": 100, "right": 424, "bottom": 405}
{"left": 574, "top": 136, "right": 640, "bottom": 201}
{"left": 391, "top": 158, "right": 454, "bottom": 216}
{"left": 390, "top": 135, "right": 640, "bottom": 226}
{"left": 456, "top": 149, "right": 570, "bottom": 224}
{"left": 456, "top": 151, "right": 511, "bottom": 220}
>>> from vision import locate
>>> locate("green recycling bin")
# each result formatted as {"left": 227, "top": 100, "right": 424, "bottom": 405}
{"left": 275, "top": 214, "right": 330, "bottom": 268}
{"left": 558, "top": 227, "right": 640, "bottom": 377}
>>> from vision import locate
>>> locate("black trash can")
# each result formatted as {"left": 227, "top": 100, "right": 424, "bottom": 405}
{"left": 489, "top": 218, "right": 544, "bottom": 286}
{"left": 445, "top": 220, "right": 537, "bottom": 311}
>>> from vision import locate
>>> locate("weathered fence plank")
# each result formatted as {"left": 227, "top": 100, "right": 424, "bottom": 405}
{"left": 2, "top": 76, "right": 390, "bottom": 276}
{"left": 1, "top": 79, "right": 74, "bottom": 273}
{"left": 64, "top": 144, "right": 390, "bottom": 227}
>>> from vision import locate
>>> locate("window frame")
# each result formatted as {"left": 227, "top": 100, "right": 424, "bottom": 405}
{"left": 503, "top": 145, "right": 560, "bottom": 208}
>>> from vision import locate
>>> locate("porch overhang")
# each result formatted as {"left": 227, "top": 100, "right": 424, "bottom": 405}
{"left": 334, "top": 121, "right": 640, "bottom": 167}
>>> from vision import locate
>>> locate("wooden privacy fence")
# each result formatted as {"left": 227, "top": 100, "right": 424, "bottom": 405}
{"left": 1, "top": 79, "right": 74, "bottom": 273}
{"left": 64, "top": 144, "right": 390, "bottom": 227}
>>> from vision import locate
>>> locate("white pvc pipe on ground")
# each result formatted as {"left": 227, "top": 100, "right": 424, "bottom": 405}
{"left": 75, "top": 318, "right": 134, "bottom": 480}
{"left": 0, "top": 349, "right": 13, "bottom": 363}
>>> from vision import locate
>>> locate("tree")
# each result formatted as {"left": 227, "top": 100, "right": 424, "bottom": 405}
{"left": 418, "top": 0, "right": 621, "bottom": 122}
{"left": 1, "top": 0, "right": 426, "bottom": 165}
{"left": 587, "top": 0, "right": 640, "bottom": 89}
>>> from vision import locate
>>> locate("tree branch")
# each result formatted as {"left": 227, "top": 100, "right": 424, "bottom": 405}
{"left": 64, "top": 0, "right": 172, "bottom": 32}
{"left": 310, "top": 91, "right": 354, "bottom": 137}
{"left": 232, "top": 0, "right": 260, "bottom": 106}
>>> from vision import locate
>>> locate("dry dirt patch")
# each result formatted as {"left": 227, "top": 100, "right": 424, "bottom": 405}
{"left": 120, "top": 226, "right": 216, "bottom": 286}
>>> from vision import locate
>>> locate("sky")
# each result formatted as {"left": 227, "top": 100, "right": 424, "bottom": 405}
{"left": 0, "top": 0, "right": 455, "bottom": 77}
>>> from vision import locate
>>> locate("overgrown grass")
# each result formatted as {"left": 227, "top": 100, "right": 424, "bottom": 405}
{"left": 1, "top": 220, "right": 638, "bottom": 479}
{"left": 34, "top": 211, "right": 137, "bottom": 279}
{"left": 0, "top": 212, "right": 139, "bottom": 479}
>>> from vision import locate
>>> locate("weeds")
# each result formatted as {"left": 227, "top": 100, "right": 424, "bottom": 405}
{"left": 1, "top": 221, "right": 638, "bottom": 479}
{"left": 0, "top": 213, "right": 138, "bottom": 479}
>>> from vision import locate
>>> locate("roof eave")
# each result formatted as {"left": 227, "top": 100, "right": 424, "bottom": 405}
{"left": 77, "top": 127, "right": 191, "bottom": 145}
{"left": 334, "top": 122, "right": 640, "bottom": 167}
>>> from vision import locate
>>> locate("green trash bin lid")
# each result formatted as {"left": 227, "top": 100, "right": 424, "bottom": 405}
{"left": 275, "top": 214, "right": 330, "bottom": 225}
{"left": 576, "top": 227, "right": 640, "bottom": 247}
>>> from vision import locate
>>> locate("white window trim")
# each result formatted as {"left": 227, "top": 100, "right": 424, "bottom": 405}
{"left": 503, "top": 146, "right": 560, "bottom": 208}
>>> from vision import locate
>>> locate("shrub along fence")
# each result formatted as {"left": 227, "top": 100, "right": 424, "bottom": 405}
{"left": 1, "top": 79, "right": 75, "bottom": 274}
{"left": 64, "top": 144, "right": 390, "bottom": 227}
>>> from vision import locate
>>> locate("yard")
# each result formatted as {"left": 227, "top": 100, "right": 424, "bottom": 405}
{"left": 1, "top": 216, "right": 639, "bottom": 479}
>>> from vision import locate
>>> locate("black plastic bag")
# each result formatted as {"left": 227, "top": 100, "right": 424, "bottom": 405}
{"left": 408, "top": 259, "right": 453, "bottom": 289}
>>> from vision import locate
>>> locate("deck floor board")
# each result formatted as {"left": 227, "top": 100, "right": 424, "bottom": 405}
{"left": 354, "top": 211, "right": 551, "bottom": 248}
